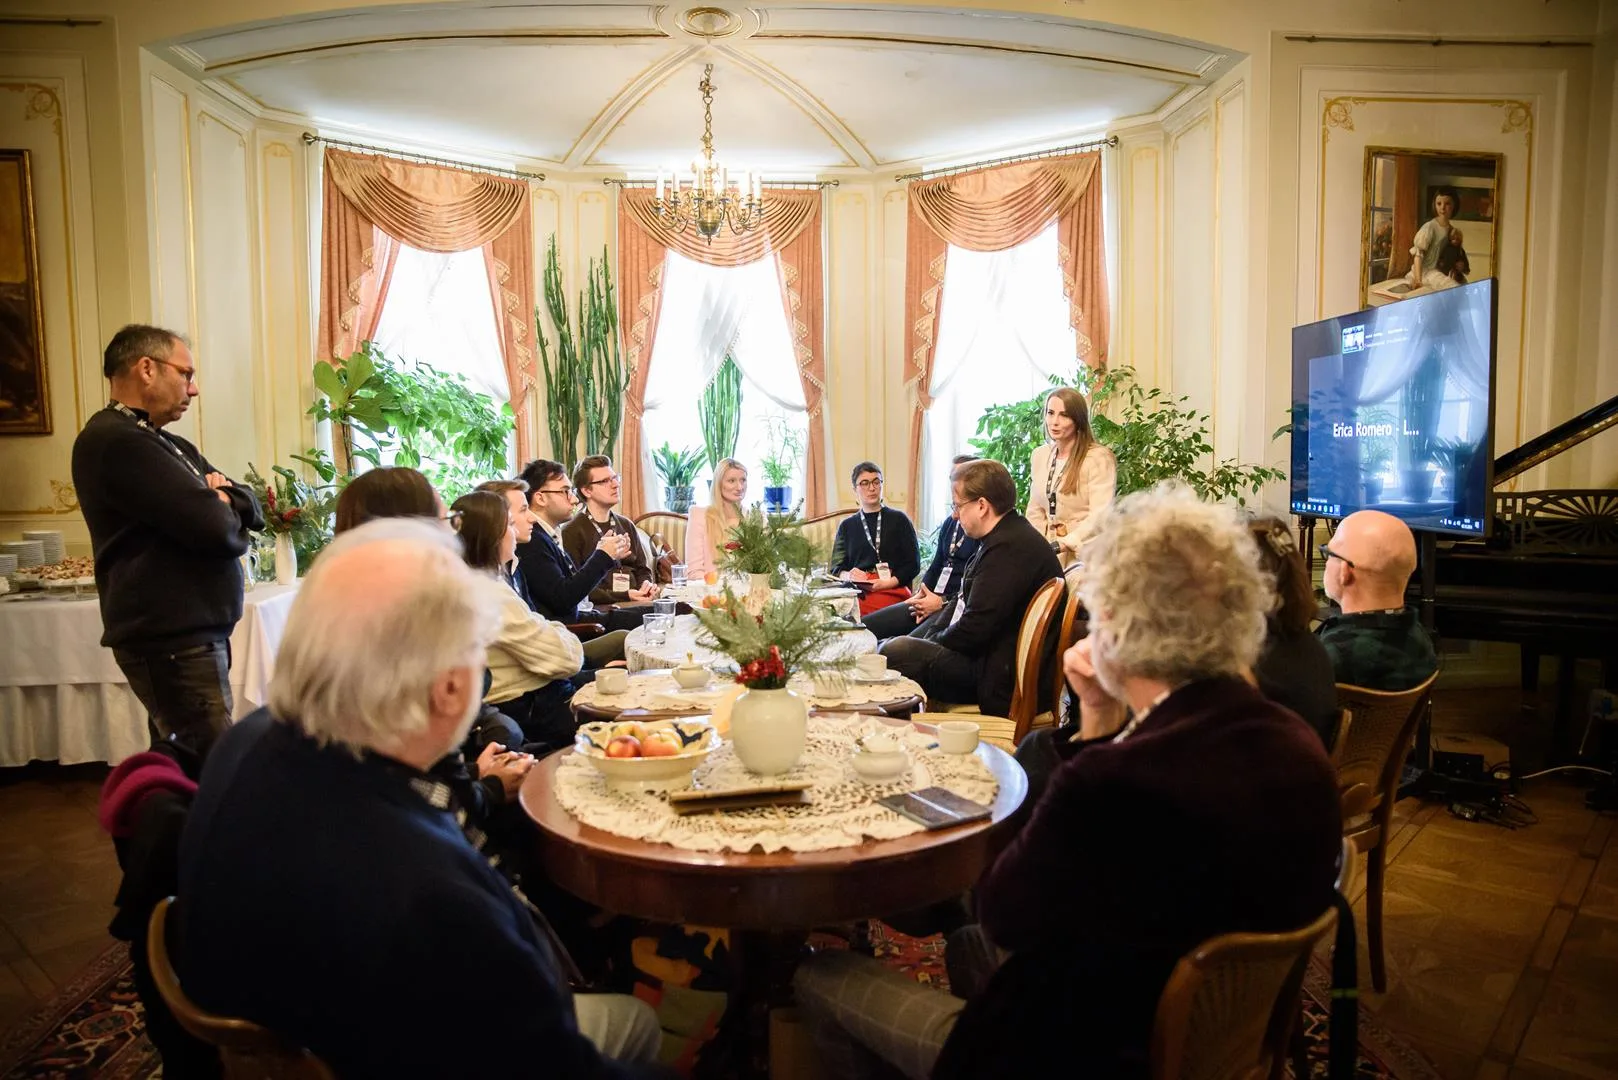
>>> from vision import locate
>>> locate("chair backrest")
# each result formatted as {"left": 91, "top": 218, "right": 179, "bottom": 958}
{"left": 1334, "top": 671, "right": 1438, "bottom": 820}
{"left": 1150, "top": 907, "right": 1338, "bottom": 1080}
{"left": 1048, "top": 592, "right": 1086, "bottom": 730}
{"left": 1009, "top": 578, "right": 1067, "bottom": 741}
{"left": 798, "top": 507, "right": 859, "bottom": 563}
{"left": 633, "top": 511, "right": 689, "bottom": 564}
{"left": 148, "top": 897, "right": 338, "bottom": 1079}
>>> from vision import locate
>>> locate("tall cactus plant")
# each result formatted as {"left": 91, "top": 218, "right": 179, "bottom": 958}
{"left": 537, "top": 238, "right": 626, "bottom": 464}
{"left": 700, "top": 353, "right": 743, "bottom": 471}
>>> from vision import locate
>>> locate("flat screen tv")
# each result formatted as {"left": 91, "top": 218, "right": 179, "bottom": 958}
{"left": 1290, "top": 278, "right": 1497, "bottom": 538}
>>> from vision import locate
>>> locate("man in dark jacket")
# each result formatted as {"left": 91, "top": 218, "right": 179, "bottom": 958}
{"left": 862, "top": 454, "right": 981, "bottom": 641}
{"left": 71, "top": 325, "right": 262, "bottom": 757}
{"left": 878, "top": 458, "right": 1060, "bottom": 716}
{"left": 176, "top": 519, "right": 662, "bottom": 1078}
{"left": 1316, "top": 509, "right": 1438, "bottom": 690}
{"left": 795, "top": 483, "right": 1342, "bottom": 1079}
{"left": 515, "top": 458, "right": 633, "bottom": 660}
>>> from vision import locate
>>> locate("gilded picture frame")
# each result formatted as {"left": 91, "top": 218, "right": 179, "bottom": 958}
{"left": 0, "top": 148, "right": 50, "bottom": 435}
{"left": 1359, "top": 146, "right": 1502, "bottom": 310}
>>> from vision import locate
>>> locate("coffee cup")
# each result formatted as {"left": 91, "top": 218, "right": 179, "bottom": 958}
{"left": 937, "top": 720, "right": 980, "bottom": 754}
{"left": 855, "top": 653, "right": 887, "bottom": 679}
{"left": 595, "top": 668, "right": 629, "bottom": 695}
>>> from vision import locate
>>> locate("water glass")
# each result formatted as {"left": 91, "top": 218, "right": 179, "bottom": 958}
{"left": 671, "top": 563, "right": 687, "bottom": 586}
{"left": 652, "top": 597, "right": 677, "bottom": 618}
{"left": 644, "top": 613, "right": 673, "bottom": 645}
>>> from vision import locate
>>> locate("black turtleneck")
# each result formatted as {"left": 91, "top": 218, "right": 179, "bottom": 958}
{"left": 831, "top": 506, "right": 920, "bottom": 586}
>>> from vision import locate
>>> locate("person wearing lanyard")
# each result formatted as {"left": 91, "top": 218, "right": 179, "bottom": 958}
{"left": 862, "top": 454, "right": 981, "bottom": 640}
{"left": 558, "top": 455, "right": 659, "bottom": 609}
{"left": 71, "top": 325, "right": 264, "bottom": 759}
{"left": 1025, "top": 387, "right": 1117, "bottom": 569}
{"left": 832, "top": 461, "right": 920, "bottom": 617}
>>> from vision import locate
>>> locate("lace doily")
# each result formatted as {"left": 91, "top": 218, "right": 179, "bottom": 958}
{"left": 662, "top": 583, "right": 860, "bottom": 622}
{"left": 552, "top": 716, "right": 998, "bottom": 853}
{"left": 624, "top": 614, "right": 877, "bottom": 674}
{"left": 573, "top": 671, "right": 926, "bottom": 713}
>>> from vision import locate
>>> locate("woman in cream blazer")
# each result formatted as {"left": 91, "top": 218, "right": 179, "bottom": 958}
{"left": 1025, "top": 387, "right": 1117, "bottom": 567}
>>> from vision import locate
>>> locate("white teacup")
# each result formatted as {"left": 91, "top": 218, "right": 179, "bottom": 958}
{"left": 855, "top": 653, "right": 888, "bottom": 679}
{"left": 937, "top": 720, "right": 980, "bottom": 754}
{"left": 595, "top": 668, "right": 629, "bottom": 695}
{"left": 810, "top": 671, "right": 846, "bottom": 698}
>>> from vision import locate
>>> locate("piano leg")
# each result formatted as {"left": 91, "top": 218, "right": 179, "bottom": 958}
{"left": 1520, "top": 646, "right": 1541, "bottom": 729}
{"left": 1556, "top": 654, "right": 1578, "bottom": 754}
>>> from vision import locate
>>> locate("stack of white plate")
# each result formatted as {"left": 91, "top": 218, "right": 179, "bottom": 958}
{"left": 0, "top": 540, "right": 44, "bottom": 569}
{"left": 0, "top": 553, "right": 17, "bottom": 586}
{"left": 21, "top": 530, "right": 65, "bottom": 564}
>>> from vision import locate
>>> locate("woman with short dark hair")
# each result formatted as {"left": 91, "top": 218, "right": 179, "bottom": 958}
{"left": 1248, "top": 515, "right": 1340, "bottom": 748}
{"left": 332, "top": 467, "right": 441, "bottom": 535}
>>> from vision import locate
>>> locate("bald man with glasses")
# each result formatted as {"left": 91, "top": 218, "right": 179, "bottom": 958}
{"left": 1315, "top": 509, "right": 1437, "bottom": 690}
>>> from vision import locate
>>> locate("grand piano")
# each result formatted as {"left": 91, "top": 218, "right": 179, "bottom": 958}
{"left": 1414, "top": 392, "right": 1618, "bottom": 749}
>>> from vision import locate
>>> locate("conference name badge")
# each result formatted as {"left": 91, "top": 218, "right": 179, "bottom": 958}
{"left": 612, "top": 572, "right": 631, "bottom": 593}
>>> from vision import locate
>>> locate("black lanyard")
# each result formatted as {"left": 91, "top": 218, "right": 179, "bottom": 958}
{"left": 947, "top": 520, "right": 964, "bottom": 558}
{"left": 859, "top": 510, "right": 882, "bottom": 558}
{"left": 1044, "top": 448, "right": 1066, "bottom": 518}
{"left": 108, "top": 401, "right": 203, "bottom": 480}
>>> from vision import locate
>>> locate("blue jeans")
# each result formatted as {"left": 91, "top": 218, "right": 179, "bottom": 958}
{"left": 114, "top": 640, "right": 233, "bottom": 759}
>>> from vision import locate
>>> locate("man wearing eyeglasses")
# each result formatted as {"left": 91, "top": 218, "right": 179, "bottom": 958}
{"left": 557, "top": 455, "right": 659, "bottom": 607}
{"left": 71, "top": 324, "right": 264, "bottom": 759}
{"left": 1315, "top": 509, "right": 1436, "bottom": 690}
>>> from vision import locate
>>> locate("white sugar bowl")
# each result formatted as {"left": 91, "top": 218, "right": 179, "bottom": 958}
{"left": 850, "top": 730, "right": 910, "bottom": 783}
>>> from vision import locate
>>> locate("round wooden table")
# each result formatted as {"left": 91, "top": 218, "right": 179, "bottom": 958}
{"left": 519, "top": 729, "right": 1027, "bottom": 1077}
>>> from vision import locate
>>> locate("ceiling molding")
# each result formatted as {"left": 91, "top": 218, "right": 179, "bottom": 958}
{"left": 198, "top": 30, "right": 674, "bottom": 78}
{"left": 564, "top": 43, "right": 706, "bottom": 168}
{"left": 716, "top": 46, "right": 878, "bottom": 170}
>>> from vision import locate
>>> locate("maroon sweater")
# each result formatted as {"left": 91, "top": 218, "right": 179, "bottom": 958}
{"left": 933, "top": 677, "right": 1342, "bottom": 1079}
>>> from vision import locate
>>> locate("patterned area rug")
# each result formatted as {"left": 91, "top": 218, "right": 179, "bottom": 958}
{"left": 1, "top": 932, "right": 1440, "bottom": 1080}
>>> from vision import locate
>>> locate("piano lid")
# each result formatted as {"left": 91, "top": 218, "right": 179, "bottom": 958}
{"left": 1495, "top": 392, "right": 1618, "bottom": 484}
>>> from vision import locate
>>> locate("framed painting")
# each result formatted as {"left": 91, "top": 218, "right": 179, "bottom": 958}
{"left": 1360, "top": 146, "right": 1502, "bottom": 309}
{"left": 0, "top": 148, "right": 49, "bottom": 435}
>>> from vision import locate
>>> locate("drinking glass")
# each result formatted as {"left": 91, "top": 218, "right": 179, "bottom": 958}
{"left": 652, "top": 597, "right": 677, "bottom": 618}
{"left": 643, "top": 613, "right": 673, "bottom": 646}
{"left": 671, "top": 563, "right": 687, "bottom": 586}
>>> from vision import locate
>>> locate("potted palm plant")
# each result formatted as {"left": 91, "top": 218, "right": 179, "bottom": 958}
{"left": 652, "top": 444, "right": 706, "bottom": 514}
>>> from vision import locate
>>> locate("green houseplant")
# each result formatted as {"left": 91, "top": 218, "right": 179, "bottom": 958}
{"left": 700, "top": 354, "right": 743, "bottom": 476}
{"left": 759, "top": 417, "right": 805, "bottom": 514}
{"left": 537, "top": 237, "right": 627, "bottom": 463}
{"left": 969, "top": 366, "right": 1285, "bottom": 510}
{"left": 652, "top": 444, "right": 706, "bottom": 514}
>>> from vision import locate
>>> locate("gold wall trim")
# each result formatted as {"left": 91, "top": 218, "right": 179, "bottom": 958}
{"left": 203, "top": 30, "right": 670, "bottom": 76}
{"left": 748, "top": 31, "right": 1205, "bottom": 82}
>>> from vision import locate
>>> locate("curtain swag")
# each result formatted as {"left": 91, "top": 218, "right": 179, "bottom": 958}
{"left": 325, "top": 148, "right": 528, "bottom": 253}
{"left": 908, "top": 156, "right": 1098, "bottom": 252}
{"left": 619, "top": 188, "right": 821, "bottom": 268}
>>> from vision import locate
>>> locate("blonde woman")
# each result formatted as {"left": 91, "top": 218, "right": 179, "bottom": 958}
{"left": 685, "top": 458, "right": 748, "bottom": 577}
{"left": 1026, "top": 387, "right": 1117, "bottom": 566}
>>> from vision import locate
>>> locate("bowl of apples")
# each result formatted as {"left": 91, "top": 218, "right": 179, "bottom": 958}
{"left": 573, "top": 717, "right": 720, "bottom": 791}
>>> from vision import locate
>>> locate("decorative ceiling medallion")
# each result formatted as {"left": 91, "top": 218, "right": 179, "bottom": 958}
{"left": 677, "top": 6, "right": 742, "bottom": 39}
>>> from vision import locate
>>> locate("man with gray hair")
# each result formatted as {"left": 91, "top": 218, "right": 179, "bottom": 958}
{"left": 72, "top": 324, "right": 263, "bottom": 757}
{"left": 795, "top": 483, "right": 1341, "bottom": 1079}
{"left": 176, "top": 519, "right": 663, "bottom": 1079}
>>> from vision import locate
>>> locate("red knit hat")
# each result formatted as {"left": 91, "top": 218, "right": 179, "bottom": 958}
{"left": 98, "top": 752, "right": 198, "bottom": 839}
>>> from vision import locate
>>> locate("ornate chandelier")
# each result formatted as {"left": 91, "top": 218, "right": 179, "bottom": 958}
{"left": 653, "top": 64, "right": 764, "bottom": 242}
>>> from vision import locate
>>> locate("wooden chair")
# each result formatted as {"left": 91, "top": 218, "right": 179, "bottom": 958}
{"left": 912, "top": 577, "right": 1068, "bottom": 751}
{"left": 1150, "top": 906, "right": 1339, "bottom": 1080}
{"left": 1333, "top": 671, "right": 1436, "bottom": 992}
{"left": 1049, "top": 592, "right": 1086, "bottom": 730}
{"left": 147, "top": 897, "right": 337, "bottom": 1080}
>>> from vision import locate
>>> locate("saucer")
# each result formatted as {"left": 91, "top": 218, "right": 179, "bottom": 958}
{"left": 851, "top": 670, "right": 901, "bottom": 684}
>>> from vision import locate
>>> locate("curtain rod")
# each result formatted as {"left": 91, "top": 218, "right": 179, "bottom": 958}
{"left": 1284, "top": 34, "right": 1590, "bottom": 48}
{"left": 301, "top": 132, "right": 544, "bottom": 181}
{"left": 0, "top": 16, "right": 104, "bottom": 26}
{"left": 603, "top": 178, "right": 839, "bottom": 190}
{"left": 894, "top": 135, "right": 1118, "bottom": 182}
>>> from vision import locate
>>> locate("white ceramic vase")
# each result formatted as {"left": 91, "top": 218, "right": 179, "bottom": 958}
{"left": 274, "top": 533, "right": 298, "bottom": 585}
{"left": 729, "top": 687, "right": 807, "bottom": 776}
{"left": 744, "top": 572, "right": 773, "bottom": 616}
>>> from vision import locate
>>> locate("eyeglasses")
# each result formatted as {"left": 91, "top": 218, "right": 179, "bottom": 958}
{"left": 534, "top": 487, "right": 573, "bottom": 497}
{"left": 950, "top": 498, "right": 981, "bottom": 512}
{"left": 1318, "top": 544, "right": 1355, "bottom": 569}
{"left": 855, "top": 478, "right": 883, "bottom": 489}
{"left": 584, "top": 474, "right": 621, "bottom": 488}
{"left": 151, "top": 356, "right": 196, "bottom": 386}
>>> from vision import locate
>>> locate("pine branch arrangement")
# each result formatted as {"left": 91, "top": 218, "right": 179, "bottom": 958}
{"left": 693, "top": 587, "right": 851, "bottom": 688}
{"left": 716, "top": 504, "right": 820, "bottom": 576}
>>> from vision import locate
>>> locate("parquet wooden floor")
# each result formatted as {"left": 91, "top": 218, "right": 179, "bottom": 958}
{"left": 0, "top": 686, "right": 1613, "bottom": 1078}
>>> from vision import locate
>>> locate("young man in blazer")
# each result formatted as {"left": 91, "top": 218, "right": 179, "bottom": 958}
{"left": 879, "top": 459, "right": 1061, "bottom": 716}
{"left": 513, "top": 459, "right": 630, "bottom": 664}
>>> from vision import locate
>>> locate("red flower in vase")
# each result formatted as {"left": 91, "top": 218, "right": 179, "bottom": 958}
{"left": 724, "top": 541, "right": 741, "bottom": 551}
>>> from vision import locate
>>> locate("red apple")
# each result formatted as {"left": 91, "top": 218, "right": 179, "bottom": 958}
{"left": 641, "top": 731, "right": 681, "bottom": 757}
{"left": 605, "top": 735, "right": 641, "bottom": 759}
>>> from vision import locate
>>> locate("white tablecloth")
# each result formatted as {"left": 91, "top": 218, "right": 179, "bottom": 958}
{"left": 573, "top": 669, "right": 926, "bottom": 714}
{"left": 660, "top": 582, "right": 861, "bottom": 623}
{"left": 0, "top": 583, "right": 300, "bottom": 765}
{"left": 623, "top": 613, "right": 877, "bottom": 673}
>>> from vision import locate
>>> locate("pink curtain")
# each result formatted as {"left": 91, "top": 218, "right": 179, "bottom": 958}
{"left": 316, "top": 160, "right": 402, "bottom": 363}
{"left": 483, "top": 193, "right": 536, "bottom": 463}
{"left": 617, "top": 201, "right": 670, "bottom": 520}
{"left": 903, "top": 151, "right": 1108, "bottom": 516}
{"left": 772, "top": 194, "right": 828, "bottom": 516}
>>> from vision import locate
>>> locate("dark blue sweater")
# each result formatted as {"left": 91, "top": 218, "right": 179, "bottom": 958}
{"left": 177, "top": 710, "right": 650, "bottom": 1079}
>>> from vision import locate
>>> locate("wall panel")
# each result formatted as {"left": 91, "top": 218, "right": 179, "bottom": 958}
{"left": 1167, "top": 113, "right": 1216, "bottom": 423}
{"left": 194, "top": 110, "right": 258, "bottom": 475}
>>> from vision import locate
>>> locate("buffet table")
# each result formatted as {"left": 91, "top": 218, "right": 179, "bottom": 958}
{"left": 0, "top": 583, "right": 299, "bottom": 766}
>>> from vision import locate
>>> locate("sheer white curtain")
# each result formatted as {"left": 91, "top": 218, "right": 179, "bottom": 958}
{"left": 371, "top": 243, "right": 510, "bottom": 405}
{"left": 920, "top": 223, "right": 1078, "bottom": 532}
{"left": 642, "top": 250, "right": 806, "bottom": 510}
